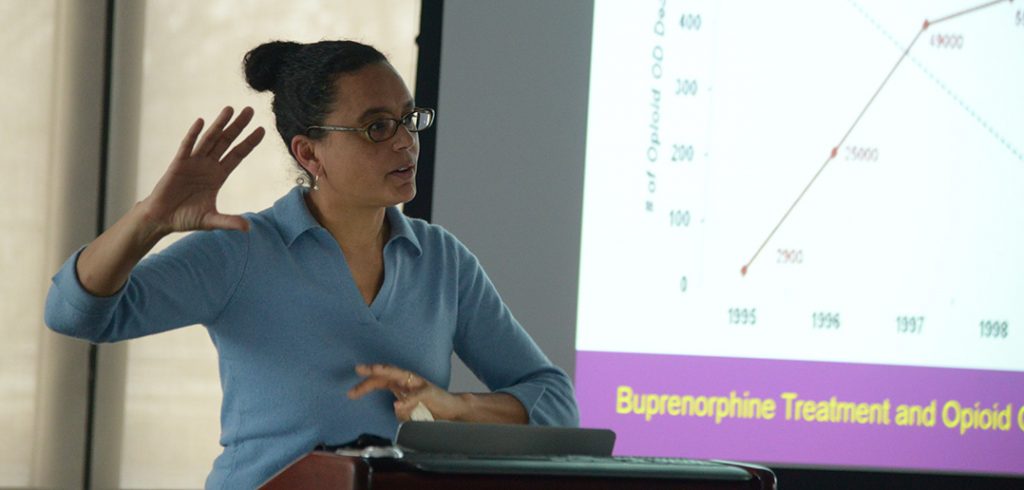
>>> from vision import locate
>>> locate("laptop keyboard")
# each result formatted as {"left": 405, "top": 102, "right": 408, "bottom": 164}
{"left": 553, "top": 455, "right": 723, "bottom": 466}
{"left": 398, "top": 453, "right": 752, "bottom": 480}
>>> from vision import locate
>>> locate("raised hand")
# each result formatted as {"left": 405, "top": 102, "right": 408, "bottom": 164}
{"left": 143, "top": 106, "right": 265, "bottom": 235}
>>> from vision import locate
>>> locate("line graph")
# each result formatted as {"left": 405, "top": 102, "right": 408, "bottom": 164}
{"left": 740, "top": 0, "right": 1016, "bottom": 277}
{"left": 577, "top": 0, "right": 1023, "bottom": 373}
{"left": 576, "top": 3, "right": 1024, "bottom": 475}
{"left": 577, "top": 2, "right": 1024, "bottom": 475}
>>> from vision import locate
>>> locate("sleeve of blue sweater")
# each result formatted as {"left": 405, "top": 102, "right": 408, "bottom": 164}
{"left": 450, "top": 240, "right": 580, "bottom": 427}
{"left": 43, "top": 229, "right": 250, "bottom": 343}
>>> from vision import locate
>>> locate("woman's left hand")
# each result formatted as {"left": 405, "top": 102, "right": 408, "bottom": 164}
{"left": 347, "top": 364, "right": 468, "bottom": 422}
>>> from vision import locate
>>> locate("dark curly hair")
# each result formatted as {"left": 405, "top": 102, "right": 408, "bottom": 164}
{"left": 243, "top": 40, "right": 387, "bottom": 186}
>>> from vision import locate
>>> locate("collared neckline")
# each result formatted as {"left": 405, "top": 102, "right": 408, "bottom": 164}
{"left": 272, "top": 186, "right": 422, "bottom": 256}
{"left": 384, "top": 206, "right": 423, "bottom": 257}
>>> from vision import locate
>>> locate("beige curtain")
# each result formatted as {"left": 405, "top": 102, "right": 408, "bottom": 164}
{"left": 0, "top": 0, "right": 421, "bottom": 488}
{"left": 0, "top": 0, "right": 109, "bottom": 488}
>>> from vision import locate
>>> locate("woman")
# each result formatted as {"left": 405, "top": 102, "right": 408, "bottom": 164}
{"left": 44, "top": 40, "right": 578, "bottom": 489}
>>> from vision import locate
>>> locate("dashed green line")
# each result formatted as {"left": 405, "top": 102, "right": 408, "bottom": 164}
{"left": 847, "top": 0, "right": 1023, "bottom": 161}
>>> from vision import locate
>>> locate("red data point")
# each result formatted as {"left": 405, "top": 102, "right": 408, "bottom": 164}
{"left": 741, "top": 265, "right": 748, "bottom": 276}
{"left": 922, "top": 20, "right": 930, "bottom": 30}
{"left": 830, "top": 147, "right": 838, "bottom": 159}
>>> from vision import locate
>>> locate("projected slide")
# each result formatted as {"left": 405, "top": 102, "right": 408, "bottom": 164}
{"left": 575, "top": 0, "right": 1024, "bottom": 475}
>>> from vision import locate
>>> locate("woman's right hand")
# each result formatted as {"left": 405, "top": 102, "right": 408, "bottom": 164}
{"left": 73, "top": 106, "right": 264, "bottom": 297}
{"left": 141, "top": 106, "right": 265, "bottom": 235}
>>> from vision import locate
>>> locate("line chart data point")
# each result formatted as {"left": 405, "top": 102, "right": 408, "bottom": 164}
{"left": 923, "top": 19, "right": 930, "bottom": 30}
{"left": 741, "top": 265, "right": 748, "bottom": 277}
{"left": 830, "top": 147, "right": 838, "bottom": 159}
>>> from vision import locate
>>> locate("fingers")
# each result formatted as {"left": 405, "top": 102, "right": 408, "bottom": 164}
{"left": 346, "top": 364, "right": 449, "bottom": 422}
{"left": 220, "top": 126, "right": 265, "bottom": 175}
{"left": 193, "top": 106, "right": 235, "bottom": 157}
{"left": 393, "top": 397, "right": 425, "bottom": 420}
{"left": 357, "top": 364, "right": 418, "bottom": 384}
{"left": 209, "top": 106, "right": 257, "bottom": 159}
{"left": 347, "top": 377, "right": 395, "bottom": 400}
{"left": 201, "top": 214, "right": 250, "bottom": 232}
{"left": 393, "top": 398, "right": 416, "bottom": 422}
{"left": 175, "top": 118, "right": 205, "bottom": 161}
{"left": 176, "top": 107, "right": 263, "bottom": 177}
{"left": 348, "top": 364, "right": 423, "bottom": 400}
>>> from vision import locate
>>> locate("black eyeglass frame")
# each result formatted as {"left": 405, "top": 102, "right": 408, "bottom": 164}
{"left": 307, "top": 107, "right": 435, "bottom": 143}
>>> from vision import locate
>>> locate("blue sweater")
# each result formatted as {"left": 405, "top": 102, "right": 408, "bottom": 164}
{"left": 45, "top": 187, "right": 579, "bottom": 488}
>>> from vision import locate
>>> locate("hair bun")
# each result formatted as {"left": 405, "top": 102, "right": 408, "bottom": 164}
{"left": 243, "top": 41, "right": 302, "bottom": 92}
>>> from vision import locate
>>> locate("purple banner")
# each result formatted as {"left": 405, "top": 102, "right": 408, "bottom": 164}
{"left": 575, "top": 351, "right": 1024, "bottom": 475}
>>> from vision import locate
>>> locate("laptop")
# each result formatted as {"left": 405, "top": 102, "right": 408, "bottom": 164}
{"left": 395, "top": 420, "right": 615, "bottom": 456}
{"left": 391, "top": 422, "right": 760, "bottom": 482}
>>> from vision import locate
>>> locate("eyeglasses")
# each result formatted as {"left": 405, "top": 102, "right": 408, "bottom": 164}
{"left": 307, "top": 108, "right": 435, "bottom": 143}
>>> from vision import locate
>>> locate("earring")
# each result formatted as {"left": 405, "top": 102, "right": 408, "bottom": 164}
{"left": 313, "top": 173, "right": 320, "bottom": 191}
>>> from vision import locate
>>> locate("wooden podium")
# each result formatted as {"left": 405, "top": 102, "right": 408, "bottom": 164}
{"left": 260, "top": 451, "right": 776, "bottom": 490}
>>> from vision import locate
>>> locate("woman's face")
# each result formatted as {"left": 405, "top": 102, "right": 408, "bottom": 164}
{"left": 314, "top": 62, "right": 419, "bottom": 208}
